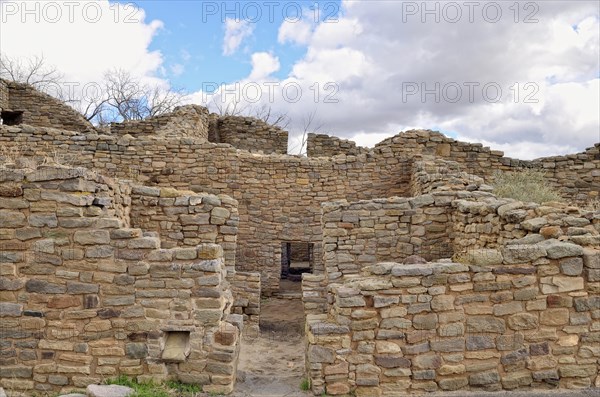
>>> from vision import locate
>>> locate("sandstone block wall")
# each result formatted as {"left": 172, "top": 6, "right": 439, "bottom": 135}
{"left": 2, "top": 80, "right": 95, "bottom": 133}
{"left": 378, "top": 130, "right": 599, "bottom": 203}
{"left": 321, "top": 194, "right": 457, "bottom": 282}
{"left": 307, "top": 133, "right": 370, "bottom": 157}
{"left": 129, "top": 186, "right": 239, "bottom": 274}
{"left": 306, "top": 133, "right": 370, "bottom": 157}
{"left": 0, "top": 124, "right": 414, "bottom": 293}
{"left": 109, "top": 105, "right": 209, "bottom": 140}
{"left": 452, "top": 197, "right": 600, "bottom": 255}
{"left": 208, "top": 114, "right": 289, "bottom": 154}
{"left": 0, "top": 166, "right": 241, "bottom": 395}
{"left": 0, "top": 80, "right": 8, "bottom": 110}
{"left": 231, "top": 272, "right": 261, "bottom": 334}
{"left": 305, "top": 247, "right": 600, "bottom": 396}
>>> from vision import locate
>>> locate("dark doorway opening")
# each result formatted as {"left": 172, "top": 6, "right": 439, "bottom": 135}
{"left": 0, "top": 111, "right": 24, "bottom": 126}
{"left": 281, "top": 242, "right": 313, "bottom": 282}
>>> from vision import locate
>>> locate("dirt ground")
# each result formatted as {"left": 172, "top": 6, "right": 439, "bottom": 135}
{"left": 230, "top": 291, "right": 310, "bottom": 397}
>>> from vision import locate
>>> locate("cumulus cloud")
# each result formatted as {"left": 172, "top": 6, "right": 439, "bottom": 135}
{"left": 222, "top": 18, "right": 254, "bottom": 56}
{"left": 0, "top": 0, "right": 164, "bottom": 85}
{"left": 212, "top": 0, "right": 599, "bottom": 159}
{"left": 248, "top": 52, "right": 280, "bottom": 80}
{"left": 278, "top": 18, "right": 313, "bottom": 45}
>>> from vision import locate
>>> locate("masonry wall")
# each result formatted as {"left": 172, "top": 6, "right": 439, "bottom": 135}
{"left": 3, "top": 81, "right": 96, "bottom": 133}
{"left": 305, "top": 246, "right": 599, "bottom": 396}
{"left": 129, "top": 187, "right": 239, "bottom": 274}
{"left": 321, "top": 193, "right": 460, "bottom": 283}
{"left": 307, "top": 133, "right": 370, "bottom": 157}
{"left": 0, "top": 80, "right": 8, "bottom": 110}
{"left": 377, "top": 130, "right": 600, "bottom": 203}
{"left": 0, "top": 166, "right": 241, "bottom": 395}
{"left": 452, "top": 196, "right": 600, "bottom": 256}
{"left": 0, "top": 124, "right": 413, "bottom": 294}
{"left": 208, "top": 114, "right": 289, "bottom": 154}
{"left": 109, "top": 105, "right": 209, "bottom": 140}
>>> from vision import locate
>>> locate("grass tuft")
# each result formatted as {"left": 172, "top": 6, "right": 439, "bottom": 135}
{"left": 106, "top": 375, "right": 201, "bottom": 397}
{"left": 300, "top": 378, "right": 311, "bottom": 391}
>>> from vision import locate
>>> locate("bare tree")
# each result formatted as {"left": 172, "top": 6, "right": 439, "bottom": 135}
{"left": 0, "top": 54, "right": 64, "bottom": 92}
{"left": 99, "top": 68, "right": 185, "bottom": 123}
{"left": 251, "top": 103, "right": 291, "bottom": 130}
{"left": 1, "top": 55, "right": 184, "bottom": 125}
{"left": 290, "top": 109, "right": 324, "bottom": 155}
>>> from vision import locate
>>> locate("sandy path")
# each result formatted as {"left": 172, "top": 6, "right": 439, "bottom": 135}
{"left": 231, "top": 297, "right": 311, "bottom": 397}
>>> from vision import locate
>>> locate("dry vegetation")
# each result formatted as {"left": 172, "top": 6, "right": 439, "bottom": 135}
{"left": 492, "top": 168, "right": 564, "bottom": 204}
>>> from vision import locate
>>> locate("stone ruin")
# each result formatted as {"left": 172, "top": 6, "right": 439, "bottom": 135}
{"left": 0, "top": 78, "right": 599, "bottom": 396}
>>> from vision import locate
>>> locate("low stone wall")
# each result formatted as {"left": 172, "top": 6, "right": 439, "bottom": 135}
{"left": 307, "top": 133, "right": 370, "bottom": 157}
{"left": 208, "top": 114, "right": 288, "bottom": 154}
{"left": 321, "top": 193, "right": 459, "bottom": 282}
{"left": 301, "top": 274, "right": 329, "bottom": 318}
{"left": 231, "top": 272, "right": 261, "bottom": 334}
{"left": 305, "top": 243, "right": 599, "bottom": 395}
{"left": 0, "top": 166, "right": 240, "bottom": 396}
{"left": 109, "top": 105, "right": 209, "bottom": 140}
{"left": 130, "top": 186, "right": 239, "bottom": 274}
{"left": 2, "top": 80, "right": 95, "bottom": 133}
{"left": 452, "top": 197, "right": 600, "bottom": 255}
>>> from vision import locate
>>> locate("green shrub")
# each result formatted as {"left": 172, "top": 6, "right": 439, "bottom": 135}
{"left": 492, "top": 169, "right": 563, "bottom": 204}
{"left": 300, "top": 378, "right": 311, "bottom": 391}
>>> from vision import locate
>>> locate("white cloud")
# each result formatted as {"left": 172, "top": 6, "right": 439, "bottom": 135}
{"left": 0, "top": 0, "right": 164, "bottom": 85}
{"left": 248, "top": 52, "right": 280, "bottom": 80}
{"left": 278, "top": 18, "right": 313, "bottom": 45}
{"left": 264, "top": 0, "right": 600, "bottom": 159}
{"left": 222, "top": 18, "right": 254, "bottom": 56}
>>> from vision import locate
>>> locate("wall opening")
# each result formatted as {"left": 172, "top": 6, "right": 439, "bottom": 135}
{"left": 161, "top": 331, "right": 190, "bottom": 362}
{"left": 281, "top": 242, "right": 313, "bottom": 282}
{"left": 0, "top": 110, "right": 24, "bottom": 126}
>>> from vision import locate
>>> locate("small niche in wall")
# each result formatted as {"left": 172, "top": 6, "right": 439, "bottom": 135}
{"left": 161, "top": 331, "right": 190, "bottom": 362}
{"left": 0, "top": 110, "right": 24, "bottom": 126}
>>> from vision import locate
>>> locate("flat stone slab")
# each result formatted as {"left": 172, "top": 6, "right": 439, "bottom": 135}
{"left": 86, "top": 385, "right": 134, "bottom": 397}
{"left": 58, "top": 394, "right": 87, "bottom": 397}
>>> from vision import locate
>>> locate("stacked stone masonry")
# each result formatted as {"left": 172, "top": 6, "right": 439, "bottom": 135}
{"left": 109, "top": 105, "right": 209, "bottom": 140}
{"left": 0, "top": 166, "right": 241, "bottom": 395}
{"left": 305, "top": 248, "right": 600, "bottom": 396}
{"left": 0, "top": 81, "right": 599, "bottom": 396}
{"left": 1, "top": 81, "right": 95, "bottom": 133}
{"left": 208, "top": 114, "right": 288, "bottom": 154}
{"left": 307, "top": 133, "right": 371, "bottom": 158}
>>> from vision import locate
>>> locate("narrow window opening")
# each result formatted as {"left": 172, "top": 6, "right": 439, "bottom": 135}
{"left": 1, "top": 111, "right": 24, "bottom": 126}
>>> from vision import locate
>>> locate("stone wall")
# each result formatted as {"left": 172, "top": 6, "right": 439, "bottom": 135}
{"left": 109, "top": 105, "right": 209, "bottom": 140}
{"left": 0, "top": 124, "right": 413, "bottom": 294}
{"left": 129, "top": 186, "right": 238, "bottom": 274}
{"left": 0, "top": 80, "right": 8, "bottom": 110}
{"left": 2, "top": 80, "right": 95, "bottom": 133}
{"left": 307, "top": 133, "right": 370, "bottom": 157}
{"left": 321, "top": 194, "right": 458, "bottom": 282}
{"left": 208, "top": 114, "right": 289, "bottom": 154}
{"left": 305, "top": 248, "right": 599, "bottom": 395}
{"left": 452, "top": 197, "right": 600, "bottom": 255}
{"left": 0, "top": 166, "right": 241, "bottom": 395}
{"left": 230, "top": 272, "right": 261, "bottom": 334}
{"left": 378, "top": 130, "right": 599, "bottom": 203}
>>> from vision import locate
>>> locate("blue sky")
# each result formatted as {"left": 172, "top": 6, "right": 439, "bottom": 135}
{"left": 1, "top": 0, "right": 598, "bottom": 158}
{"left": 140, "top": 0, "right": 341, "bottom": 91}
